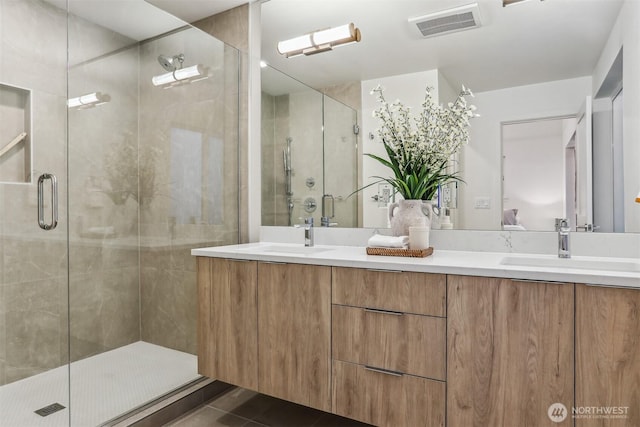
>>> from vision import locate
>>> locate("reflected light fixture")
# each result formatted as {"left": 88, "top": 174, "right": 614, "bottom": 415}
{"left": 277, "top": 23, "right": 361, "bottom": 58}
{"left": 636, "top": 191, "right": 640, "bottom": 203}
{"left": 67, "top": 92, "right": 110, "bottom": 109}
{"left": 152, "top": 64, "right": 206, "bottom": 87}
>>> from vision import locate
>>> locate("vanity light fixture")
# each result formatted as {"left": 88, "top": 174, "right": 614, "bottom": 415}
{"left": 277, "top": 23, "right": 361, "bottom": 58}
{"left": 67, "top": 92, "right": 110, "bottom": 109}
{"left": 152, "top": 64, "right": 207, "bottom": 87}
{"left": 635, "top": 191, "right": 640, "bottom": 203}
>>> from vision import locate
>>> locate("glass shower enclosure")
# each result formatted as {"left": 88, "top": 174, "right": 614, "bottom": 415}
{"left": 0, "top": 0, "right": 240, "bottom": 425}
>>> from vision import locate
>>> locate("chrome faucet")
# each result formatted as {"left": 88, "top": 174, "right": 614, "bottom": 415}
{"left": 556, "top": 218, "right": 570, "bottom": 258}
{"left": 304, "top": 217, "right": 314, "bottom": 247}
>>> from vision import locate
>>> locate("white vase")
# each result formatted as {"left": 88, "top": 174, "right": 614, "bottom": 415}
{"left": 388, "top": 199, "right": 430, "bottom": 236}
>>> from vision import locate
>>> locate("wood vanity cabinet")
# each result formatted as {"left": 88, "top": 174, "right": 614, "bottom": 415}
{"left": 576, "top": 285, "right": 640, "bottom": 426}
{"left": 197, "top": 257, "right": 258, "bottom": 390}
{"left": 332, "top": 267, "right": 447, "bottom": 427}
{"left": 257, "top": 262, "right": 332, "bottom": 412}
{"left": 197, "top": 258, "right": 331, "bottom": 412}
{"left": 447, "top": 275, "right": 574, "bottom": 427}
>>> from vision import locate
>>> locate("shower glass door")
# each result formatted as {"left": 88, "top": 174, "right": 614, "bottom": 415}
{"left": 0, "top": 0, "right": 71, "bottom": 425}
{"left": 66, "top": 1, "right": 240, "bottom": 426}
{"left": 2, "top": 0, "right": 241, "bottom": 425}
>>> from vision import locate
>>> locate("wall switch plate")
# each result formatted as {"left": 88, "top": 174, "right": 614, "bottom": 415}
{"left": 474, "top": 197, "right": 491, "bottom": 209}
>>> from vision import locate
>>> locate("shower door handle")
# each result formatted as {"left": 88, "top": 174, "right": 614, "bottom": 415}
{"left": 37, "top": 173, "right": 58, "bottom": 230}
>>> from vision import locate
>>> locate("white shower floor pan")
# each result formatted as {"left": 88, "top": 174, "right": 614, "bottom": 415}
{"left": 0, "top": 341, "right": 197, "bottom": 427}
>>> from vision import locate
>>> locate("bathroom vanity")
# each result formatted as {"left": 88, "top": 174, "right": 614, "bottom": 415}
{"left": 192, "top": 243, "right": 640, "bottom": 427}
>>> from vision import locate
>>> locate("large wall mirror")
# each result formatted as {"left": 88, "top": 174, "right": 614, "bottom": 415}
{"left": 260, "top": 0, "right": 640, "bottom": 233}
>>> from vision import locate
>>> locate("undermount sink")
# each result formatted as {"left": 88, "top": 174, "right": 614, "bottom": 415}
{"left": 239, "top": 245, "right": 332, "bottom": 255}
{"left": 500, "top": 256, "right": 640, "bottom": 273}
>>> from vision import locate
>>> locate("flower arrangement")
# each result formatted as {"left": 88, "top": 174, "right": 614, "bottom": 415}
{"left": 366, "top": 84, "right": 477, "bottom": 201}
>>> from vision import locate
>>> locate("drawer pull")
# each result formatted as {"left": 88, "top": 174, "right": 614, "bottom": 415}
{"left": 228, "top": 258, "right": 253, "bottom": 262}
{"left": 510, "top": 278, "right": 568, "bottom": 285}
{"left": 364, "top": 366, "right": 404, "bottom": 377}
{"left": 364, "top": 308, "right": 404, "bottom": 316}
{"left": 584, "top": 283, "right": 634, "bottom": 290}
{"left": 365, "top": 268, "right": 402, "bottom": 273}
{"left": 261, "top": 261, "right": 287, "bottom": 265}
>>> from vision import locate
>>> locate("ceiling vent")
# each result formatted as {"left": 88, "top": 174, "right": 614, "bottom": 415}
{"left": 409, "top": 3, "right": 482, "bottom": 39}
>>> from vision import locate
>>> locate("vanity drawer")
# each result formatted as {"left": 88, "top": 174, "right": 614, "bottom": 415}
{"left": 332, "top": 267, "right": 446, "bottom": 317}
{"left": 332, "top": 360, "right": 445, "bottom": 427}
{"left": 332, "top": 305, "right": 446, "bottom": 380}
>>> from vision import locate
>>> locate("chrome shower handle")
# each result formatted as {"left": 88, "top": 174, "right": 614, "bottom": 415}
{"left": 38, "top": 173, "right": 58, "bottom": 230}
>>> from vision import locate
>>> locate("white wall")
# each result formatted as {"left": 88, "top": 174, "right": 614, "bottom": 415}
{"left": 592, "top": 0, "right": 640, "bottom": 232}
{"left": 360, "top": 69, "right": 439, "bottom": 228}
{"left": 460, "top": 76, "right": 592, "bottom": 230}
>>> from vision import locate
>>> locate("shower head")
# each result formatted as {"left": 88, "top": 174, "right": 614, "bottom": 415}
{"left": 157, "top": 53, "right": 184, "bottom": 72}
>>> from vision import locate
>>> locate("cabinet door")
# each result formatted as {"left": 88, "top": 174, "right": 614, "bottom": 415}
{"left": 447, "top": 275, "right": 574, "bottom": 427}
{"left": 258, "top": 262, "right": 332, "bottom": 412}
{"left": 197, "top": 257, "right": 258, "bottom": 390}
{"left": 576, "top": 285, "right": 640, "bottom": 426}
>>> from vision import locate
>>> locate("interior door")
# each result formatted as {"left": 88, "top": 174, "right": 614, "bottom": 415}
{"left": 575, "top": 96, "right": 593, "bottom": 229}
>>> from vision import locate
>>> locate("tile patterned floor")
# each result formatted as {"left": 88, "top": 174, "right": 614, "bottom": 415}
{"left": 165, "top": 387, "right": 372, "bottom": 427}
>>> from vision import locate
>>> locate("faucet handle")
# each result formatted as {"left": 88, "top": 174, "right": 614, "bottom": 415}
{"left": 304, "top": 217, "right": 314, "bottom": 226}
{"left": 555, "top": 218, "right": 569, "bottom": 231}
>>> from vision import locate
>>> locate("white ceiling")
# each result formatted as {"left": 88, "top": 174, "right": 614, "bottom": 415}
{"left": 261, "top": 0, "right": 625, "bottom": 93}
{"left": 43, "top": 0, "right": 247, "bottom": 41}
{"left": 42, "top": 0, "right": 625, "bottom": 94}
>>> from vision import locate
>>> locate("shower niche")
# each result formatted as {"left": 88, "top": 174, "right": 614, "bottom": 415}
{"left": 0, "top": 82, "right": 31, "bottom": 183}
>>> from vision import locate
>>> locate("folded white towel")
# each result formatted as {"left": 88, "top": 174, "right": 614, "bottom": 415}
{"left": 367, "top": 235, "right": 409, "bottom": 249}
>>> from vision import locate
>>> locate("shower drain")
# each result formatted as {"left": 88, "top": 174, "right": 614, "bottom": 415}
{"left": 35, "top": 402, "right": 66, "bottom": 417}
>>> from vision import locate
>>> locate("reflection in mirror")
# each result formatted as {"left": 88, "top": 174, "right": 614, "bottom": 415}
{"left": 502, "top": 118, "right": 575, "bottom": 232}
{"left": 261, "top": 0, "right": 640, "bottom": 232}
{"left": 261, "top": 65, "right": 359, "bottom": 227}
{"left": 322, "top": 95, "right": 359, "bottom": 227}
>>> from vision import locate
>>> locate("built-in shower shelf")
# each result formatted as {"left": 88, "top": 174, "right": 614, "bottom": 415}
{"left": 0, "top": 82, "right": 31, "bottom": 183}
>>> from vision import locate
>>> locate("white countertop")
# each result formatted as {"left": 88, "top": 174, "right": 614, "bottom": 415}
{"left": 192, "top": 242, "right": 640, "bottom": 289}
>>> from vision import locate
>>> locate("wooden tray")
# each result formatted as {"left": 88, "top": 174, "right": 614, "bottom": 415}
{"left": 366, "top": 247, "right": 434, "bottom": 258}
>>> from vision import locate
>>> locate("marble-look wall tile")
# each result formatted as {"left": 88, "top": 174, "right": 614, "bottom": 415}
{"left": 140, "top": 264, "right": 197, "bottom": 354}
{"left": 68, "top": 266, "right": 140, "bottom": 362}
{"left": 0, "top": 278, "right": 6, "bottom": 384}
{"left": 1, "top": 0, "right": 244, "bottom": 386}
{"left": 321, "top": 82, "right": 362, "bottom": 112}
{"left": 192, "top": 4, "right": 249, "bottom": 53}
{"left": 3, "top": 277, "right": 66, "bottom": 383}
{"left": 66, "top": 12, "right": 141, "bottom": 365}
{"left": 137, "top": 27, "right": 240, "bottom": 354}
{"left": 0, "top": 0, "right": 142, "bottom": 386}
{"left": 0, "top": 0, "right": 66, "bottom": 96}
{"left": 194, "top": 5, "right": 248, "bottom": 242}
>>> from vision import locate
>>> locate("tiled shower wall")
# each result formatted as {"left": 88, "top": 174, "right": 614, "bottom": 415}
{"left": 261, "top": 88, "right": 359, "bottom": 228}
{"left": 137, "top": 28, "right": 240, "bottom": 354}
{"left": 0, "top": 0, "right": 141, "bottom": 385}
{"left": 261, "top": 91, "right": 324, "bottom": 227}
{"left": 0, "top": 0, "right": 244, "bottom": 386}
